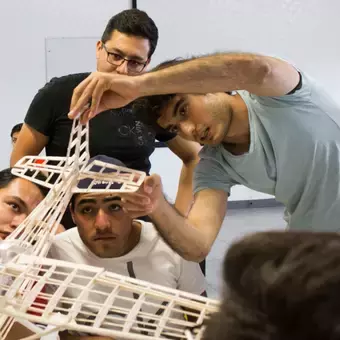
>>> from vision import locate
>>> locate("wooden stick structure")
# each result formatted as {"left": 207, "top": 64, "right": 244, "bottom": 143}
{"left": 0, "top": 255, "right": 219, "bottom": 339}
{"left": 0, "top": 117, "right": 219, "bottom": 339}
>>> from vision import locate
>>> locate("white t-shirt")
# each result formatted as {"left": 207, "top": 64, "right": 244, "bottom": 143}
{"left": 47, "top": 220, "right": 206, "bottom": 337}
{"left": 48, "top": 220, "right": 206, "bottom": 294}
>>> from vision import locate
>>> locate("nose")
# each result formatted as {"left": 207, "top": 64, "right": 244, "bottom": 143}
{"left": 179, "top": 121, "right": 196, "bottom": 138}
{"left": 94, "top": 209, "right": 111, "bottom": 230}
{"left": 3, "top": 214, "right": 26, "bottom": 238}
{"left": 11, "top": 213, "right": 27, "bottom": 229}
{"left": 116, "top": 60, "right": 129, "bottom": 75}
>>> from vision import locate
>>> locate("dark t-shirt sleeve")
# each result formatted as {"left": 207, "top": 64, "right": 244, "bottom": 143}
{"left": 24, "top": 74, "right": 89, "bottom": 137}
{"left": 24, "top": 78, "right": 60, "bottom": 136}
{"left": 154, "top": 127, "right": 176, "bottom": 142}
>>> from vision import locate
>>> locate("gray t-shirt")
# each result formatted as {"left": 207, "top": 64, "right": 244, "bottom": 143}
{"left": 194, "top": 72, "right": 340, "bottom": 230}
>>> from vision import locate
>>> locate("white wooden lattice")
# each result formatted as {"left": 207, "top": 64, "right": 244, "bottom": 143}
{"left": 0, "top": 117, "right": 218, "bottom": 340}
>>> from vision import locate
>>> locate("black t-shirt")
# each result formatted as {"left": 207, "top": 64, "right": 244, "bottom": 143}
{"left": 25, "top": 73, "right": 175, "bottom": 174}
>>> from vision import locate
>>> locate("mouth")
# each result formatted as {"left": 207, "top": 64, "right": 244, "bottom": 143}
{"left": 94, "top": 235, "right": 117, "bottom": 241}
{"left": 198, "top": 127, "right": 211, "bottom": 142}
{"left": 0, "top": 232, "right": 10, "bottom": 240}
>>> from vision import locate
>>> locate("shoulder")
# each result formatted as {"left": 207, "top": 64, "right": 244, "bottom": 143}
{"left": 240, "top": 71, "right": 313, "bottom": 109}
{"left": 27, "top": 73, "right": 90, "bottom": 114}
{"left": 140, "top": 221, "right": 182, "bottom": 260}
{"left": 49, "top": 228, "right": 82, "bottom": 260}
{"left": 198, "top": 145, "right": 223, "bottom": 159}
{"left": 196, "top": 145, "right": 227, "bottom": 170}
{"left": 137, "top": 220, "right": 160, "bottom": 243}
{"left": 43, "top": 73, "right": 90, "bottom": 93}
{"left": 52, "top": 228, "right": 78, "bottom": 247}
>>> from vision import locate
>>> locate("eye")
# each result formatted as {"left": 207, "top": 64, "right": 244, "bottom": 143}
{"left": 8, "top": 202, "right": 20, "bottom": 213}
{"left": 109, "top": 204, "right": 122, "bottom": 212}
{"left": 128, "top": 60, "right": 141, "bottom": 67}
{"left": 111, "top": 53, "right": 123, "bottom": 61}
{"left": 179, "top": 104, "right": 188, "bottom": 117}
{"left": 81, "top": 206, "right": 93, "bottom": 215}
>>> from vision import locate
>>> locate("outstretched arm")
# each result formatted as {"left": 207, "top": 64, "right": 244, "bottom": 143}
{"left": 69, "top": 53, "right": 300, "bottom": 120}
{"left": 150, "top": 188, "right": 228, "bottom": 261}
{"left": 139, "top": 53, "right": 300, "bottom": 97}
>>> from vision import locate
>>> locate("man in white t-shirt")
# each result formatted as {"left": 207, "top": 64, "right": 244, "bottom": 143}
{"left": 48, "top": 155, "right": 206, "bottom": 339}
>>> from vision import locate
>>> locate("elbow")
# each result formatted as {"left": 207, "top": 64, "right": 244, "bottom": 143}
{"left": 232, "top": 55, "right": 271, "bottom": 88}
{"left": 253, "top": 57, "right": 272, "bottom": 86}
{"left": 182, "top": 245, "right": 211, "bottom": 263}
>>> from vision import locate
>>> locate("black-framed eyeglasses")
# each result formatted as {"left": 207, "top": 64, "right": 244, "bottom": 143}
{"left": 102, "top": 43, "right": 148, "bottom": 73}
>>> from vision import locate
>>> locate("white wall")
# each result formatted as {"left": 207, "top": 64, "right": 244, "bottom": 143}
{"left": 0, "top": 0, "right": 129, "bottom": 168}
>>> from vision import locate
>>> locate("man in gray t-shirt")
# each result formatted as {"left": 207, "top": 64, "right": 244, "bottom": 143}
{"left": 193, "top": 73, "right": 340, "bottom": 231}
{"left": 68, "top": 53, "right": 340, "bottom": 261}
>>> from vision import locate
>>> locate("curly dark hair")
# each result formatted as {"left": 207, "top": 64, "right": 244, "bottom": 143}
{"left": 132, "top": 58, "right": 190, "bottom": 132}
{"left": 133, "top": 57, "right": 233, "bottom": 134}
{"left": 204, "top": 231, "right": 340, "bottom": 340}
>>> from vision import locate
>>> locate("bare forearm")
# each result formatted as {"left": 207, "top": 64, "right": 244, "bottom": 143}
{"left": 150, "top": 199, "right": 210, "bottom": 262}
{"left": 139, "top": 53, "right": 270, "bottom": 96}
{"left": 174, "top": 163, "right": 197, "bottom": 216}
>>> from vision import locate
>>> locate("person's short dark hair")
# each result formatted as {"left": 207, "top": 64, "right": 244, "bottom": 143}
{"left": 0, "top": 168, "right": 49, "bottom": 197}
{"left": 203, "top": 231, "right": 340, "bottom": 340}
{"left": 132, "top": 58, "right": 188, "bottom": 132}
{"left": 101, "top": 9, "right": 158, "bottom": 59}
{"left": 10, "top": 123, "right": 23, "bottom": 138}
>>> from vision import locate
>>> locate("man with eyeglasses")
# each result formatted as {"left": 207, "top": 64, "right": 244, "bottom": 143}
{"left": 11, "top": 9, "right": 201, "bottom": 234}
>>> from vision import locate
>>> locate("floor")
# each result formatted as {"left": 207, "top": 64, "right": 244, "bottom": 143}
{"left": 205, "top": 205, "right": 286, "bottom": 298}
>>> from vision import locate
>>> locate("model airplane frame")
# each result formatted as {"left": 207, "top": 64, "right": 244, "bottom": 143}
{"left": 0, "top": 117, "right": 219, "bottom": 340}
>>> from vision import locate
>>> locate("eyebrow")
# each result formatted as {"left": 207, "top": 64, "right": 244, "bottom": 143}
{"left": 163, "top": 97, "right": 185, "bottom": 131}
{"left": 7, "top": 196, "right": 27, "bottom": 211}
{"left": 103, "top": 196, "right": 121, "bottom": 203}
{"left": 76, "top": 196, "right": 121, "bottom": 206}
{"left": 173, "top": 97, "right": 185, "bottom": 119}
{"left": 108, "top": 47, "right": 146, "bottom": 62}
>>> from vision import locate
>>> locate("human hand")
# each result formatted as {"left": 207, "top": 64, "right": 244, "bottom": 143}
{"left": 68, "top": 71, "right": 141, "bottom": 123}
{"left": 56, "top": 223, "right": 66, "bottom": 234}
{"left": 120, "top": 174, "right": 164, "bottom": 219}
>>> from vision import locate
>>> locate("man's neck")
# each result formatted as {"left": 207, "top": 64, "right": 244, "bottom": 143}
{"left": 222, "top": 94, "right": 250, "bottom": 154}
